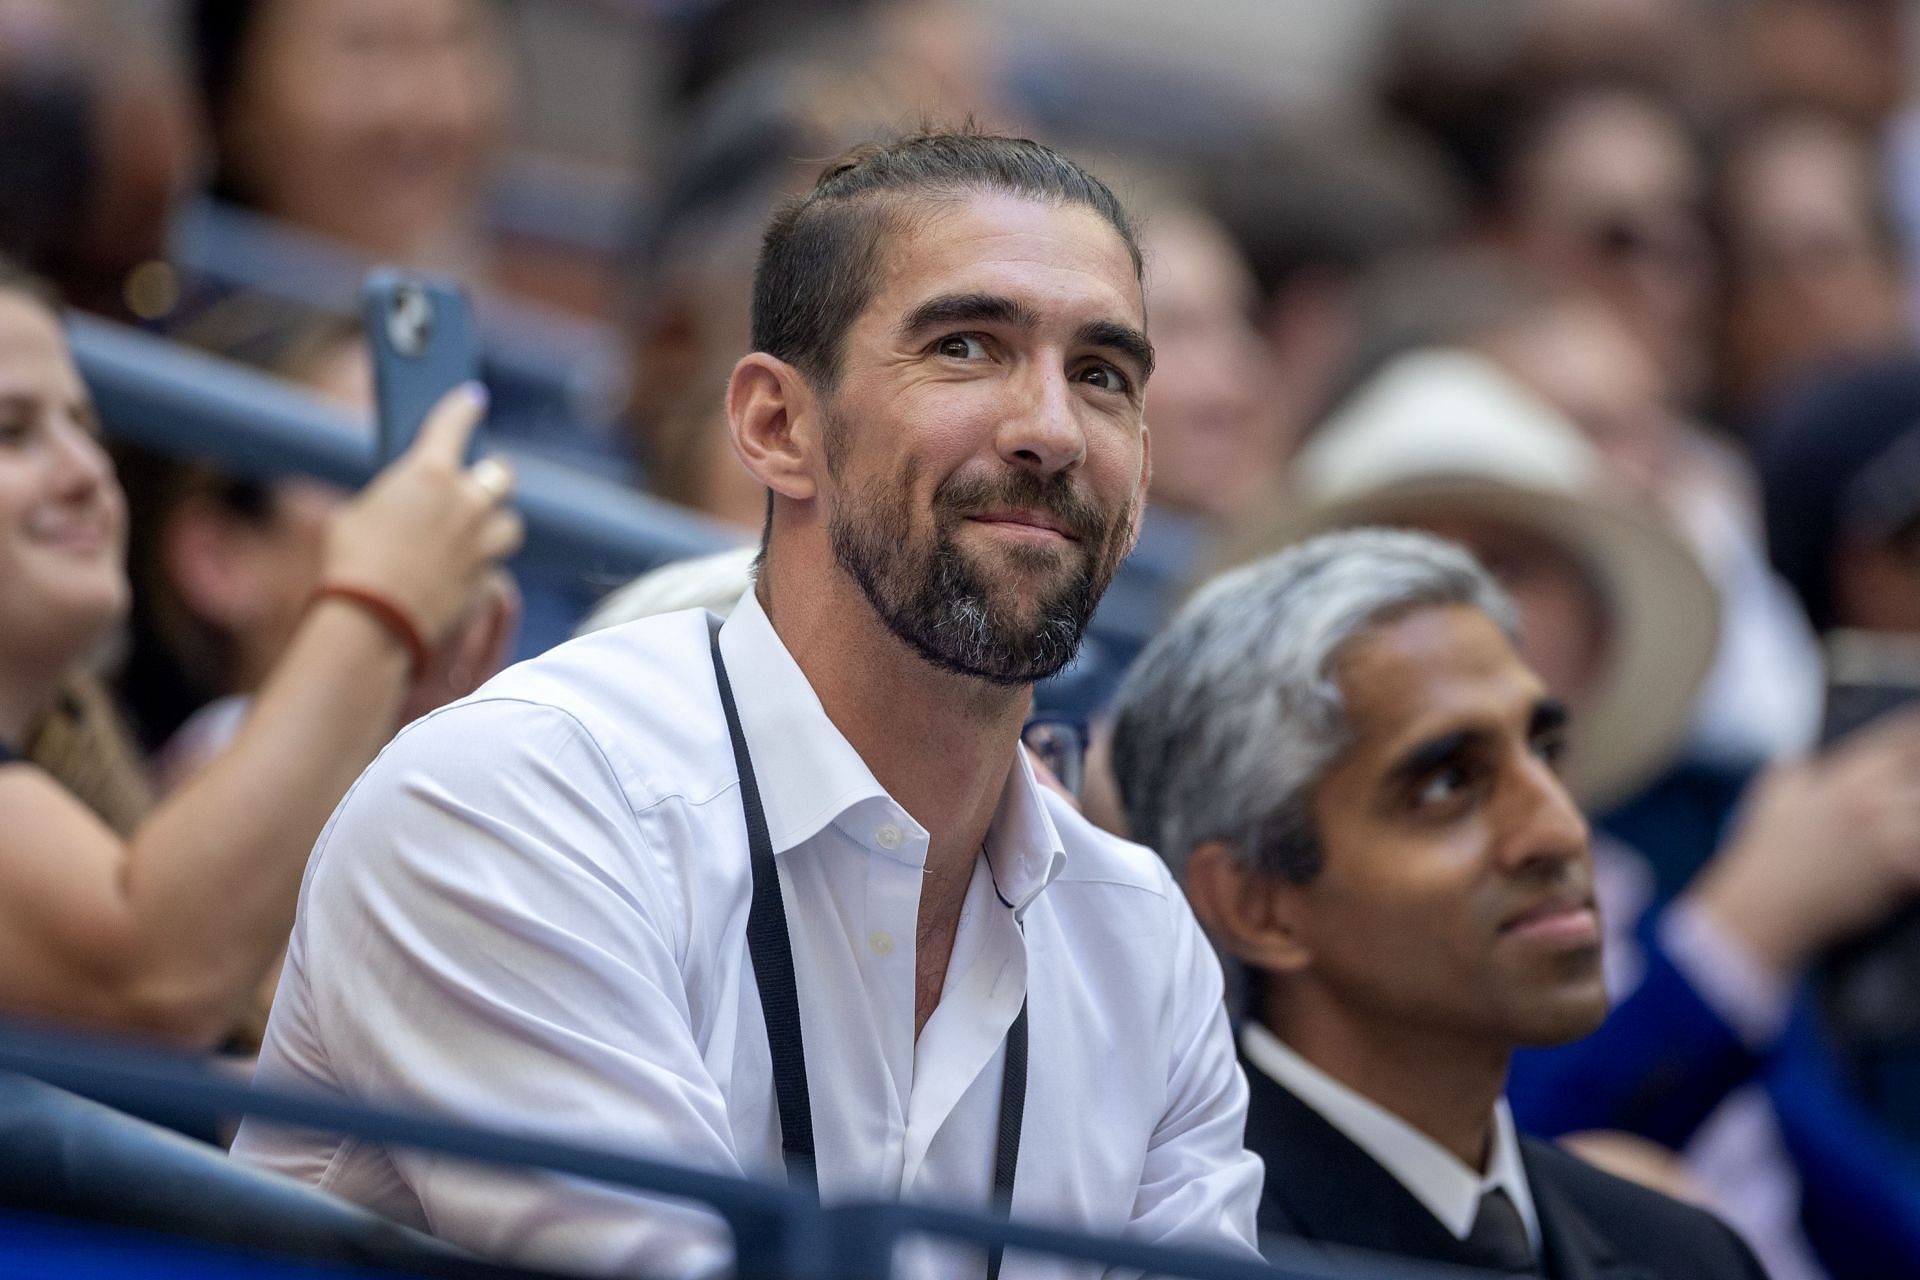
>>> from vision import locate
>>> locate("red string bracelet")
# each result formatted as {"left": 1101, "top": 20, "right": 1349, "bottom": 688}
{"left": 307, "top": 584, "right": 430, "bottom": 676}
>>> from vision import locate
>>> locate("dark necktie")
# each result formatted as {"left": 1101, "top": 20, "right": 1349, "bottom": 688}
{"left": 1464, "top": 1187, "right": 1539, "bottom": 1274}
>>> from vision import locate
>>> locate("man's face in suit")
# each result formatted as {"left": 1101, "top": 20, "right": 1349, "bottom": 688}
{"left": 1197, "top": 602, "right": 1611, "bottom": 1058}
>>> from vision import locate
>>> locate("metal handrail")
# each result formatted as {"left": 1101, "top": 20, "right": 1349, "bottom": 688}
{"left": 68, "top": 312, "right": 743, "bottom": 582}
{"left": 0, "top": 1020, "right": 1478, "bottom": 1280}
{"left": 167, "top": 198, "right": 631, "bottom": 428}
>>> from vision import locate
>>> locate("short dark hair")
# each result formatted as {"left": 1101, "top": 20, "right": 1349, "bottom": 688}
{"left": 749, "top": 129, "right": 1143, "bottom": 391}
{"left": 0, "top": 252, "right": 62, "bottom": 312}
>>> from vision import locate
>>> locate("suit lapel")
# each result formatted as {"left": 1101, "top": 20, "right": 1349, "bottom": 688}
{"left": 1245, "top": 1057, "right": 1507, "bottom": 1270}
{"left": 1521, "top": 1140, "right": 1660, "bottom": 1280}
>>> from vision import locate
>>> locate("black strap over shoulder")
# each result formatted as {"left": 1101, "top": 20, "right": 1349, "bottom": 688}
{"left": 709, "top": 623, "right": 817, "bottom": 1193}
{"left": 708, "top": 622, "right": 1025, "bottom": 1278}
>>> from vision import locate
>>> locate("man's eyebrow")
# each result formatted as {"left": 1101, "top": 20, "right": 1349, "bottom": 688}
{"left": 897, "top": 292, "right": 1040, "bottom": 338}
{"left": 1384, "top": 729, "right": 1476, "bottom": 788}
{"left": 1075, "top": 318, "right": 1156, "bottom": 382}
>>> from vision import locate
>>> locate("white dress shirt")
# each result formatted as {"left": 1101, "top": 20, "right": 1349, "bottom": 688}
{"left": 1239, "top": 1023, "right": 1540, "bottom": 1250}
{"left": 233, "top": 590, "right": 1262, "bottom": 1277}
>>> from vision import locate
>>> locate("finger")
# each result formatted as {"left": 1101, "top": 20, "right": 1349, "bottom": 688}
{"left": 477, "top": 575, "right": 522, "bottom": 675}
{"left": 1842, "top": 705, "right": 1920, "bottom": 759}
{"left": 411, "top": 382, "right": 490, "bottom": 468}
{"left": 467, "top": 455, "right": 516, "bottom": 504}
{"left": 478, "top": 509, "right": 525, "bottom": 561}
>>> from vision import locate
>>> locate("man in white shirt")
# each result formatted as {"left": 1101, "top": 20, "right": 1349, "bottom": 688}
{"left": 232, "top": 131, "right": 1262, "bottom": 1277}
{"left": 1108, "top": 528, "right": 1766, "bottom": 1278}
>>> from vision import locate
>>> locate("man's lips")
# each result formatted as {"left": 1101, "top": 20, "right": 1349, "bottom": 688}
{"left": 1499, "top": 892, "right": 1599, "bottom": 946}
{"left": 966, "top": 509, "right": 1080, "bottom": 542}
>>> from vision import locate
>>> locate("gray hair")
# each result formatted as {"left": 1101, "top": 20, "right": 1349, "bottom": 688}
{"left": 1109, "top": 528, "right": 1519, "bottom": 884}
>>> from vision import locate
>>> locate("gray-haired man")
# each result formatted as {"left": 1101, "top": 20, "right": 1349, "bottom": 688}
{"left": 1109, "top": 527, "right": 1766, "bottom": 1278}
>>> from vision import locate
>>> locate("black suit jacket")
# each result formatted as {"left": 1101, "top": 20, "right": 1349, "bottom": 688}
{"left": 1243, "top": 1056, "right": 1770, "bottom": 1279}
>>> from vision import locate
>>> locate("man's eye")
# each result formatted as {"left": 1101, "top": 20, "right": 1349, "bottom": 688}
{"left": 1076, "top": 362, "right": 1131, "bottom": 394}
{"left": 1414, "top": 766, "right": 1467, "bottom": 808}
{"left": 934, "top": 334, "right": 988, "bottom": 360}
{"left": 0, "top": 417, "right": 31, "bottom": 448}
{"left": 1533, "top": 732, "right": 1569, "bottom": 771}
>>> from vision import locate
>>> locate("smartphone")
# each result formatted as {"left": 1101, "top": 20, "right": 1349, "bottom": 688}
{"left": 1820, "top": 629, "right": 1920, "bottom": 745}
{"left": 362, "top": 270, "right": 483, "bottom": 465}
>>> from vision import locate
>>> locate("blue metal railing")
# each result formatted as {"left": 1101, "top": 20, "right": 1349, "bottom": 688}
{"left": 0, "top": 1020, "right": 1478, "bottom": 1280}
{"left": 69, "top": 312, "right": 743, "bottom": 584}
{"left": 168, "top": 198, "right": 631, "bottom": 435}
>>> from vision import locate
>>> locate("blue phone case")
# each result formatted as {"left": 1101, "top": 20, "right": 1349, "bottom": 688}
{"left": 362, "top": 269, "right": 483, "bottom": 465}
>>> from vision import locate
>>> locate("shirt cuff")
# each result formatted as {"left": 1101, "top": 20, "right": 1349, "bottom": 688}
{"left": 1658, "top": 900, "right": 1792, "bottom": 1050}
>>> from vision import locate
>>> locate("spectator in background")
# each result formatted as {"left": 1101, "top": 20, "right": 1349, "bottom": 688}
{"left": 1477, "top": 277, "right": 1825, "bottom": 767}
{"left": 0, "top": 1, "right": 196, "bottom": 321}
{"left": 0, "top": 257, "right": 521, "bottom": 1048}
{"left": 1205, "top": 118, "right": 1460, "bottom": 460}
{"left": 1238, "top": 348, "right": 1920, "bottom": 1280}
{"left": 1483, "top": 81, "right": 1715, "bottom": 408}
{"left": 1715, "top": 108, "right": 1911, "bottom": 423}
{"left": 1761, "top": 357, "right": 1920, "bottom": 639}
{"left": 618, "top": 47, "right": 916, "bottom": 493}
{"left": 1109, "top": 527, "right": 1766, "bottom": 1278}
{"left": 112, "top": 295, "right": 518, "bottom": 793}
{"left": 190, "top": 0, "right": 511, "bottom": 280}
{"left": 1334, "top": 252, "right": 1824, "bottom": 768}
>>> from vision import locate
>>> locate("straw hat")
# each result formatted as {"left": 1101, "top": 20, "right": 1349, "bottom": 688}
{"left": 1236, "top": 349, "right": 1720, "bottom": 811}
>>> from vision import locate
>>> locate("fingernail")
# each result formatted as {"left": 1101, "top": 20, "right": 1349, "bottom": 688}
{"left": 462, "top": 381, "right": 490, "bottom": 411}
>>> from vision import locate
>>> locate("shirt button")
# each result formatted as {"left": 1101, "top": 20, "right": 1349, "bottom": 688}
{"left": 875, "top": 824, "right": 903, "bottom": 850}
{"left": 869, "top": 930, "right": 896, "bottom": 956}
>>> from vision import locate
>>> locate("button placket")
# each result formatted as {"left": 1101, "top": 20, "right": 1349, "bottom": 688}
{"left": 862, "top": 821, "right": 924, "bottom": 1129}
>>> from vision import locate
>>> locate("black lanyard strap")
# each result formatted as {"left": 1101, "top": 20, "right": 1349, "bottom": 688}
{"left": 708, "top": 625, "right": 1026, "bottom": 1276}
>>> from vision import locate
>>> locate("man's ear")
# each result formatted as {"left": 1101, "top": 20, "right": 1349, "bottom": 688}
{"left": 1184, "top": 840, "right": 1314, "bottom": 976}
{"left": 727, "top": 353, "right": 820, "bottom": 503}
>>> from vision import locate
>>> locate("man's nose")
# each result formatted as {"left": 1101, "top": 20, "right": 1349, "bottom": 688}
{"left": 997, "top": 365, "right": 1087, "bottom": 475}
{"left": 1498, "top": 753, "right": 1591, "bottom": 872}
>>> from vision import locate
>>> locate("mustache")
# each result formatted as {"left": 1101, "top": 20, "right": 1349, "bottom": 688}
{"left": 932, "top": 468, "right": 1113, "bottom": 543}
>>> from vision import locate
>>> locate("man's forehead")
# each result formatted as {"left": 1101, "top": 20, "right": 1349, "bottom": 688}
{"left": 867, "top": 192, "right": 1144, "bottom": 326}
{"left": 1339, "top": 605, "right": 1544, "bottom": 746}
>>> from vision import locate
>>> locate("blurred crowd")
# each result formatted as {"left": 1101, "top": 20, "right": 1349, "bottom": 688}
{"left": 10, "top": 0, "right": 1920, "bottom": 1277}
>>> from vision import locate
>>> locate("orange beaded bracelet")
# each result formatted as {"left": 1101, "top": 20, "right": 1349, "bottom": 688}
{"left": 307, "top": 584, "right": 430, "bottom": 676}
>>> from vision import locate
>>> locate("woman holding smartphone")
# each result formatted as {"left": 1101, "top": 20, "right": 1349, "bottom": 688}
{"left": 0, "top": 259, "right": 521, "bottom": 1048}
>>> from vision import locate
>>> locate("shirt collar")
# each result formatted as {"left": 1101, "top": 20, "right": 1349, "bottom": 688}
{"left": 1240, "top": 1022, "right": 1540, "bottom": 1250}
{"left": 715, "top": 589, "right": 1070, "bottom": 907}
{"left": 716, "top": 588, "right": 894, "bottom": 854}
{"left": 987, "top": 748, "right": 1069, "bottom": 918}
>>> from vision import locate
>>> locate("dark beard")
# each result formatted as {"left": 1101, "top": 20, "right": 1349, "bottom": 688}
{"left": 828, "top": 453, "right": 1135, "bottom": 686}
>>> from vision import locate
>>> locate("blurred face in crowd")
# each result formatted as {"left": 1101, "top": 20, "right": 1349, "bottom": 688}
{"left": 1743, "top": 0, "right": 1906, "bottom": 129}
{"left": 1415, "top": 513, "right": 1610, "bottom": 720}
{"left": 1276, "top": 604, "right": 1605, "bottom": 1052}
{"left": 1140, "top": 208, "right": 1285, "bottom": 519}
{"left": 812, "top": 192, "right": 1152, "bottom": 684}
{"left": 219, "top": 0, "right": 509, "bottom": 259}
{"left": 1720, "top": 114, "right": 1907, "bottom": 411}
{"left": 0, "top": 290, "right": 127, "bottom": 677}
{"left": 208, "top": 338, "right": 370, "bottom": 692}
{"left": 1485, "top": 296, "right": 1678, "bottom": 504}
{"left": 1501, "top": 90, "right": 1710, "bottom": 400}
